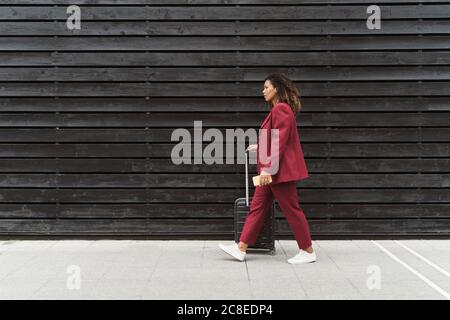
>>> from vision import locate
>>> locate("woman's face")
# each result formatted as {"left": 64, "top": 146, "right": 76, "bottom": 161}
{"left": 262, "top": 80, "right": 278, "bottom": 103}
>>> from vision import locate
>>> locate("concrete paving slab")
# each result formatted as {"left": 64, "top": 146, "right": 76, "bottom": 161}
{"left": 0, "top": 240, "right": 448, "bottom": 300}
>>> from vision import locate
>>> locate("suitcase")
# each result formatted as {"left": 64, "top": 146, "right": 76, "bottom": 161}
{"left": 234, "top": 148, "right": 276, "bottom": 255}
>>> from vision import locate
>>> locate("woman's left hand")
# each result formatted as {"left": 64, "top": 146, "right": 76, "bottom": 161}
{"left": 260, "top": 171, "right": 272, "bottom": 186}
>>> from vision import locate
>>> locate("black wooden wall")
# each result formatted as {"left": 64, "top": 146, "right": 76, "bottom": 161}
{"left": 0, "top": 0, "right": 449, "bottom": 238}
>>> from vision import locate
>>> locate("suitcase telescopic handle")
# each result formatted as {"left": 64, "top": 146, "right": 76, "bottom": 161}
{"left": 245, "top": 148, "right": 249, "bottom": 206}
{"left": 245, "top": 147, "right": 256, "bottom": 207}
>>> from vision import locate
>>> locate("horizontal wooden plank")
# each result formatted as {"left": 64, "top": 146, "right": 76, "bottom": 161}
{"left": 0, "top": 159, "right": 235, "bottom": 173}
{"left": 0, "top": 158, "right": 448, "bottom": 173}
{"left": 296, "top": 204, "right": 450, "bottom": 219}
{"left": 2, "top": 5, "right": 449, "bottom": 20}
{"left": 277, "top": 219, "right": 450, "bottom": 235}
{"left": 0, "top": 188, "right": 448, "bottom": 203}
{"left": 0, "top": 203, "right": 227, "bottom": 218}
{"left": 0, "top": 204, "right": 58, "bottom": 218}
{"left": 0, "top": 143, "right": 448, "bottom": 157}
{"left": 1, "top": 66, "right": 450, "bottom": 81}
{"left": 2, "top": 203, "right": 449, "bottom": 219}
{"left": 2, "top": 36, "right": 450, "bottom": 51}
{"left": 0, "top": 82, "right": 449, "bottom": 97}
{"left": 0, "top": 218, "right": 447, "bottom": 236}
{"left": 0, "top": 97, "right": 449, "bottom": 112}
{"left": 0, "top": 189, "right": 57, "bottom": 202}
{"left": 0, "top": 112, "right": 449, "bottom": 127}
{"left": 64, "top": 188, "right": 450, "bottom": 204}
{"left": 0, "top": 173, "right": 448, "bottom": 188}
{"left": 1, "top": 52, "right": 448, "bottom": 66}
{"left": 1, "top": 21, "right": 450, "bottom": 36}
{"left": 0, "top": 218, "right": 231, "bottom": 235}
{"left": 0, "top": 128, "right": 449, "bottom": 143}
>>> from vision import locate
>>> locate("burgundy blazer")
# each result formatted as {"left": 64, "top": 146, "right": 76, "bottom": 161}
{"left": 256, "top": 102, "right": 309, "bottom": 184}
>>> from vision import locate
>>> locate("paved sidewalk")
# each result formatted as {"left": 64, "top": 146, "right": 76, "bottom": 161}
{"left": 0, "top": 240, "right": 448, "bottom": 300}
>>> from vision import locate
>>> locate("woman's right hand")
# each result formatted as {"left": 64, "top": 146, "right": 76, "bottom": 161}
{"left": 246, "top": 144, "right": 258, "bottom": 152}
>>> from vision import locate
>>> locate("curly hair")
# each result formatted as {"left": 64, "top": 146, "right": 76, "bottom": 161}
{"left": 263, "top": 73, "right": 302, "bottom": 113}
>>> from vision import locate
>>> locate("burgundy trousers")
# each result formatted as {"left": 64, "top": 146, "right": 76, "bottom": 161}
{"left": 239, "top": 180, "right": 312, "bottom": 250}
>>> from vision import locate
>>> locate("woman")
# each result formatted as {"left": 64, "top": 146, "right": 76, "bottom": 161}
{"left": 219, "top": 73, "right": 316, "bottom": 264}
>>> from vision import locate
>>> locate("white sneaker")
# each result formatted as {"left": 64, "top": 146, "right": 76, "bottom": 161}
{"left": 287, "top": 250, "right": 316, "bottom": 264}
{"left": 219, "top": 243, "right": 246, "bottom": 262}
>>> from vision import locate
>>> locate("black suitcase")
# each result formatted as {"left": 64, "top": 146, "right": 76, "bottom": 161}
{"left": 234, "top": 148, "right": 276, "bottom": 255}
